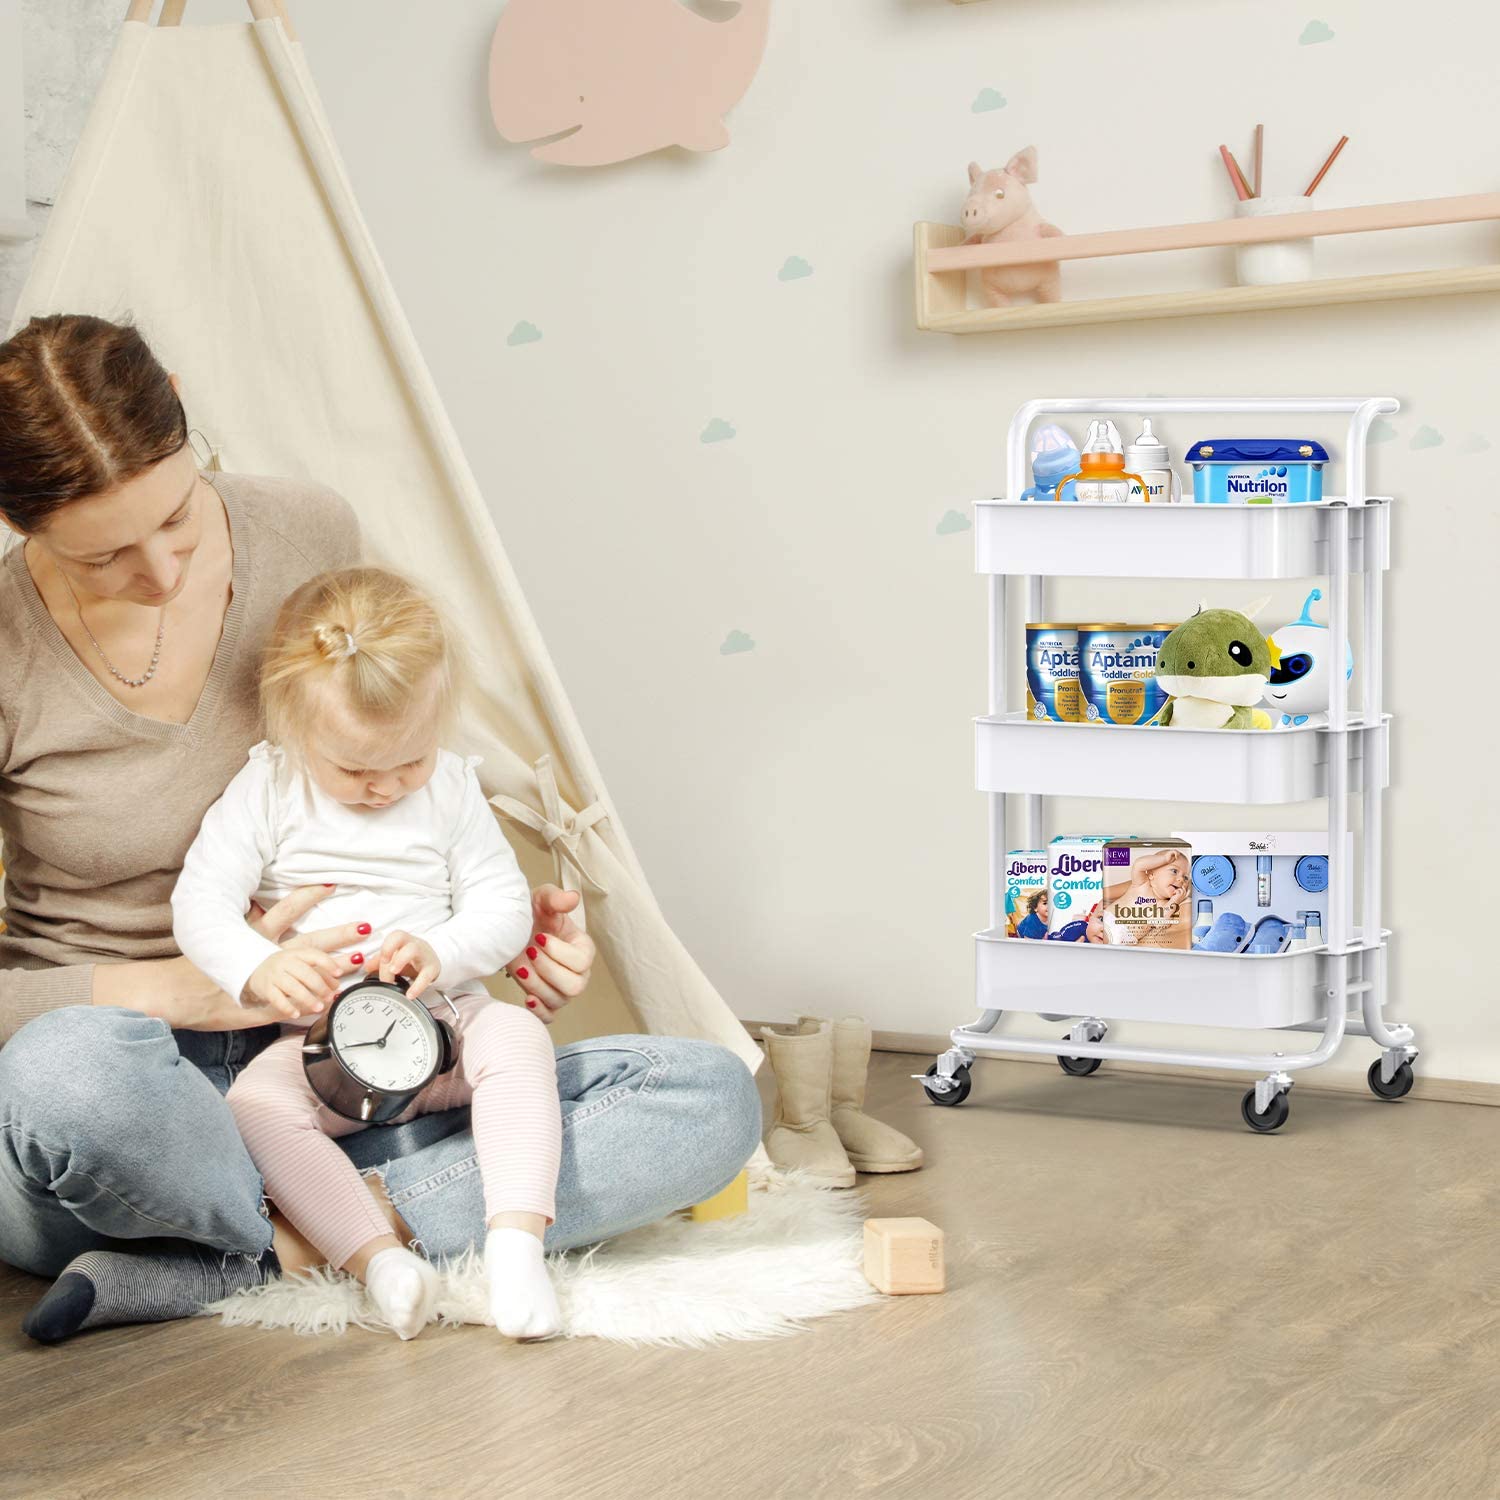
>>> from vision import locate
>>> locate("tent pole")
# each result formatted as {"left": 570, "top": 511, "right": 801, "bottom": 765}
{"left": 124, "top": 1, "right": 155, "bottom": 20}
{"left": 248, "top": 0, "right": 299, "bottom": 42}
{"left": 159, "top": 0, "right": 188, "bottom": 24}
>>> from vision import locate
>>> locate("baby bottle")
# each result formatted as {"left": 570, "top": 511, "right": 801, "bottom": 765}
{"left": 1057, "top": 420, "right": 1149, "bottom": 504}
{"left": 1123, "top": 419, "right": 1182, "bottom": 504}
{"left": 1020, "top": 423, "right": 1081, "bottom": 502}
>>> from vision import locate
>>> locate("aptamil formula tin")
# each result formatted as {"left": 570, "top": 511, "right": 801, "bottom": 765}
{"left": 1077, "top": 625, "right": 1172, "bottom": 726}
{"left": 1188, "top": 439, "right": 1329, "bottom": 504}
{"left": 1025, "top": 624, "right": 1083, "bottom": 723}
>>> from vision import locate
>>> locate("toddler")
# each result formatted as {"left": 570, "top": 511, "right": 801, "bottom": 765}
{"left": 172, "top": 567, "right": 561, "bottom": 1341}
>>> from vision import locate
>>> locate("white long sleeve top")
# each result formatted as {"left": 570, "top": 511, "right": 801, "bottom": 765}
{"left": 172, "top": 741, "right": 532, "bottom": 1017}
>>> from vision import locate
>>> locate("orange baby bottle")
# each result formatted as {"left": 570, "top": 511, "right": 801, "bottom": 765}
{"left": 1056, "top": 420, "right": 1149, "bottom": 504}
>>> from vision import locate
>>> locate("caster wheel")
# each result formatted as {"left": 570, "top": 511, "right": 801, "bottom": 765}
{"left": 1058, "top": 1045, "right": 1102, "bottom": 1078}
{"left": 1367, "top": 1059, "right": 1415, "bottom": 1100}
{"left": 923, "top": 1063, "right": 972, "bottom": 1107}
{"left": 1241, "top": 1088, "right": 1290, "bottom": 1134}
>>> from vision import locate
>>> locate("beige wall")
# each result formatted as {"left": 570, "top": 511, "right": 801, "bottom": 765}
{"left": 8, "top": 0, "right": 1495, "bottom": 1081}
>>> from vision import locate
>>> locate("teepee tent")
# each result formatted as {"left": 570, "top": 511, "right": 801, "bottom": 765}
{"left": 10, "top": 0, "right": 758, "bottom": 1071}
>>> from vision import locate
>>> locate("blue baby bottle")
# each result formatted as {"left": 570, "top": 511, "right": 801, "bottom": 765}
{"left": 1020, "top": 423, "right": 1081, "bottom": 502}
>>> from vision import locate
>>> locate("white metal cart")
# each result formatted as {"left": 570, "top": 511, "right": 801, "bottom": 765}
{"left": 920, "top": 397, "right": 1418, "bottom": 1132}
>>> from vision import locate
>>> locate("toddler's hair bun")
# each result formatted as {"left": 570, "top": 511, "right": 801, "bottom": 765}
{"left": 312, "top": 623, "right": 358, "bottom": 660}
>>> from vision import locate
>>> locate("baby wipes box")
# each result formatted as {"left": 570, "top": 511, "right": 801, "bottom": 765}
{"left": 1004, "top": 849, "right": 1050, "bottom": 939}
{"left": 1187, "top": 440, "right": 1329, "bottom": 505}
{"left": 1173, "top": 831, "right": 1351, "bottom": 953}
{"left": 1045, "top": 836, "right": 1110, "bottom": 943}
{"left": 1100, "top": 837, "right": 1193, "bottom": 950}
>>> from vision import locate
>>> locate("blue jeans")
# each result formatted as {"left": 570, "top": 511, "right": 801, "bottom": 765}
{"left": 0, "top": 1006, "right": 761, "bottom": 1279}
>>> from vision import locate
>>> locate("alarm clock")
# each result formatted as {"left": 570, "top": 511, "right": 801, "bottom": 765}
{"left": 302, "top": 976, "right": 461, "bottom": 1123}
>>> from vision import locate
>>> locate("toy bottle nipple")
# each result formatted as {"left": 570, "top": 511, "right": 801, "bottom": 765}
{"left": 1020, "top": 423, "right": 1081, "bottom": 502}
{"left": 1056, "top": 420, "right": 1150, "bottom": 504}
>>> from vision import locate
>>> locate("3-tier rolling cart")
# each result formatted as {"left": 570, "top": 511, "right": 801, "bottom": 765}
{"left": 919, "top": 397, "right": 1417, "bottom": 1132}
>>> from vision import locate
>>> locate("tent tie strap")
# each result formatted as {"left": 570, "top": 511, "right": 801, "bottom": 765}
{"left": 490, "top": 753, "right": 611, "bottom": 896}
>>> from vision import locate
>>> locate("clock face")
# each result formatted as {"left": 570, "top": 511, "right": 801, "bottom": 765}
{"left": 330, "top": 988, "right": 439, "bottom": 1094}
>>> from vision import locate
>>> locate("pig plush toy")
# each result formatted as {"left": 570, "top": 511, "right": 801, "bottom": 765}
{"left": 961, "top": 149, "right": 1063, "bottom": 307}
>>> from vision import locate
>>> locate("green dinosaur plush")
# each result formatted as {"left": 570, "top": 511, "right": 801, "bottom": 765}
{"left": 1148, "top": 608, "right": 1273, "bottom": 729}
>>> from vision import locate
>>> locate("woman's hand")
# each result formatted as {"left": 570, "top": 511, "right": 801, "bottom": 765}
{"left": 89, "top": 884, "right": 367, "bottom": 1031}
{"left": 505, "top": 885, "right": 595, "bottom": 1024}
{"left": 91, "top": 957, "right": 288, "bottom": 1032}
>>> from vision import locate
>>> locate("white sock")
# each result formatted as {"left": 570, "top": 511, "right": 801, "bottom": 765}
{"left": 485, "top": 1227, "right": 561, "bottom": 1341}
{"left": 364, "top": 1246, "right": 441, "bottom": 1340}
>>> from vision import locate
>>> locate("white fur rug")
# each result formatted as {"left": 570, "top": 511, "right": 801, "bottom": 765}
{"left": 206, "top": 1170, "right": 878, "bottom": 1345}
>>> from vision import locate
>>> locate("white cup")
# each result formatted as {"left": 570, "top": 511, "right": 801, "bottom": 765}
{"left": 1233, "top": 195, "right": 1316, "bottom": 286}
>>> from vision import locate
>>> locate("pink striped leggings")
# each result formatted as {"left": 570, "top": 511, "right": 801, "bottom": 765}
{"left": 227, "top": 996, "right": 561, "bottom": 1270}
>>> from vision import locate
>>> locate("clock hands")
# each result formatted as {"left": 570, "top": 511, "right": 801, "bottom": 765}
{"left": 342, "top": 1018, "right": 400, "bottom": 1050}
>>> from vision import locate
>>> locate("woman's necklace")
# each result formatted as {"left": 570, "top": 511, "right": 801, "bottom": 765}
{"left": 60, "top": 570, "right": 166, "bottom": 689}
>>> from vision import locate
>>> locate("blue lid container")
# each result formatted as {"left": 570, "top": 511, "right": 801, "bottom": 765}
{"left": 1187, "top": 439, "right": 1330, "bottom": 505}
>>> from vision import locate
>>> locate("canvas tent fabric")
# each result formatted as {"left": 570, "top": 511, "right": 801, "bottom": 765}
{"left": 8, "top": 6, "right": 758, "bottom": 1072}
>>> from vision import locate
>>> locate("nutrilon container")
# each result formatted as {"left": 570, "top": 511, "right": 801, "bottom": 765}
{"left": 1187, "top": 439, "right": 1329, "bottom": 504}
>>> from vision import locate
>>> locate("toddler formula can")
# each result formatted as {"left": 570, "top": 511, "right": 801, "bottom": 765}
{"left": 1004, "top": 849, "right": 1050, "bottom": 939}
{"left": 1025, "top": 624, "right": 1083, "bottom": 723}
{"left": 1045, "top": 836, "right": 1109, "bottom": 942}
{"left": 1077, "top": 625, "right": 1172, "bottom": 726}
{"left": 1188, "top": 439, "right": 1329, "bottom": 504}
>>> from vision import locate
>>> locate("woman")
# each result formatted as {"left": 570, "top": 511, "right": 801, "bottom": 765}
{"left": 0, "top": 314, "right": 760, "bottom": 1342}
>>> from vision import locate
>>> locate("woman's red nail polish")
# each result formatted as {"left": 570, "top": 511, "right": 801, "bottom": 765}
{"left": 526, "top": 947, "right": 537, "bottom": 960}
{"left": 526, "top": 999, "right": 537, "bottom": 1009}
{"left": 323, "top": 883, "right": 335, "bottom": 888}
{"left": 357, "top": 923, "right": 372, "bottom": 936}
{"left": 351, "top": 952, "right": 364, "bottom": 965}
{"left": 535, "top": 934, "right": 547, "bottom": 947}
{"left": 516, "top": 967, "right": 529, "bottom": 980}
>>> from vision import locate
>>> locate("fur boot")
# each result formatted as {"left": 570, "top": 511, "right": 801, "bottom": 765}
{"left": 759, "top": 1021, "right": 856, "bottom": 1188}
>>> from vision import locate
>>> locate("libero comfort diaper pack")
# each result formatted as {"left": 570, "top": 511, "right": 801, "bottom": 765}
{"left": 1078, "top": 625, "right": 1173, "bottom": 726}
{"left": 1045, "top": 836, "right": 1109, "bottom": 943}
{"left": 1004, "top": 849, "right": 1050, "bottom": 939}
{"left": 1100, "top": 837, "right": 1193, "bottom": 950}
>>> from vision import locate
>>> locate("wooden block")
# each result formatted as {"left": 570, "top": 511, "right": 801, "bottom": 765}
{"left": 689, "top": 1168, "right": 748, "bottom": 1223}
{"left": 863, "top": 1217, "right": 945, "bottom": 1295}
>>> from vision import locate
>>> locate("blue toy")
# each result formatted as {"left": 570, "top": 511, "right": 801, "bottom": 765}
{"left": 1263, "top": 588, "right": 1355, "bottom": 730}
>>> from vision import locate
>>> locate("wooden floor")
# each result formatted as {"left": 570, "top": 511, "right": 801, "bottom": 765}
{"left": 3, "top": 1052, "right": 1498, "bottom": 1500}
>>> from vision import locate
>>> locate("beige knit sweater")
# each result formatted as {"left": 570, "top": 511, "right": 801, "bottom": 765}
{"left": 0, "top": 472, "right": 359, "bottom": 1046}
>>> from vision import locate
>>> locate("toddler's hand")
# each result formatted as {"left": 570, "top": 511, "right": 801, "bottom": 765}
{"left": 367, "top": 931, "right": 441, "bottom": 999}
{"left": 245, "top": 948, "right": 341, "bottom": 1019}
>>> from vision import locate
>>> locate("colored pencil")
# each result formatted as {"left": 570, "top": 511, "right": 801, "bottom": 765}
{"left": 1303, "top": 135, "right": 1349, "bottom": 196}
{"left": 1252, "top": 123, "right": 1264, "bottom": 197}
{"left": 1219, "top": 144, "right": 1252, "bottom": 202}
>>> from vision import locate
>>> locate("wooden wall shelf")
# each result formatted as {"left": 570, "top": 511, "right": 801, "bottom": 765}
{"left": 914, "top": 192, "right": 1500, "bottom": 334}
